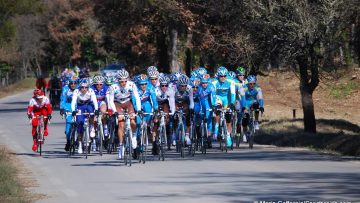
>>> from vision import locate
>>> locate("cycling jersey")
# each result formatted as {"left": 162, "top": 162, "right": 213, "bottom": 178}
{"left": 197, "top": 83, "right": 216, "bottom": 133}
{"left": 71, "top": 88, "right": 99, "bottom": 112}
{"left": 243, "top": 83, "right": 264, "bottom": 109}
{"left": 212, "top": 78, "right": 236, "bottom": 108}
{"left": 108, "top": 81, "right": 141, "bottom": 112}
{"left": 90, "top": 84, "right": 109, "bottom": 107}
{"left": 174, "top": 84, "right": 194, "bottom": 109}
{"left": 154, "top": 87, "right": 175, "bottom": 115}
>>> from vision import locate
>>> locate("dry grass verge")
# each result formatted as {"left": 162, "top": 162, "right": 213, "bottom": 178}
{"left": 0, "top": 78, "right": 36, "bottom": 99}
{"left": 255, "top": 118, "right": 360, "bottom": 156}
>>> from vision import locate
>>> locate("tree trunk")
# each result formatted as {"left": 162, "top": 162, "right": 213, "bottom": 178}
{"left": 169, "top": 28, "right": 179, "bottom": 73}
{"left": 156, "top": 32, "right": 169, "bottom": 73}
{"left": 298, "top": 52, "right": 319, "bottom": 133}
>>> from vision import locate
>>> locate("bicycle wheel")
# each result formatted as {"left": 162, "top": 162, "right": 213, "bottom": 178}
{"left": 107, "top": 118, "right": 115, "bottom": 154}
{"left": 84, "top": 126, "right": 89, "bottom": 159}
{"left": 124, "top": 129, "right": 132, "bottom": 166}
{"left": 200, "top": 123, "right": 206, "bottom": 154}
{"left": 37, "top": 123, "right": 43, "bottom": 156}
{"left": 69, "top": 124, "right": 77, "bottom": 156}
{"left": 140, "top": 124, "right": 147, "bottom": 164}
{"left": 179, "top": 126, "right": 185, "bottom": 158}
{"left": 230, "top": 113, "right": 236, "bottom": 150}
{"left": 159, "top": 125, "right": 166, "bottom": 161}
{"left": 98, "top": 123, "right": 103, "bottom": 156}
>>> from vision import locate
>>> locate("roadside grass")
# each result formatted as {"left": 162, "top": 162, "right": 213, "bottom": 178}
{"left": 255, "top": 118, "right": 360, "bottom": 156}
{"left": 0, "top": 78, "right": 36, "bottom": 99}
{"left": 329, "top": 81, "right": 359, "bottom": 99}
{"left": 0, "top": 148, "right": 29, "bottom": 203}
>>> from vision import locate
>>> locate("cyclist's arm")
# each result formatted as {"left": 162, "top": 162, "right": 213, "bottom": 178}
{"left": 168, "top": 90, "right": 176, "bottom": 115}
{"left": 131, "top": 82, "right": 141, "bottom": 111}
{"left": 27, "top": 99, "right": 34, "bottom": 115}
{"left": 90, "top": 89, "right": 99, "bottom": 111}
{"left": 44, "top": 97, "right": 53, "bottom": 115}
{"left": 238, "top": 85, "right": 246, "bottom": 108}
{"left": 230, "top": 81, "right": 236, "bottom": 105}
{"left": 256, "top": 87, "right": 264, "bottom": 108}
{"left": 71, "top": 89, "right": 79, "bottom": 112}
{"left": 108, "top": 87, "right": 117, "bottom": 113}
{"left": 189, "top": 87, "right": 194, "bottom": 109}
{"left": 210, "top": 85, "right": 217, "bottom": 107}
{"left": 150, "top": 89, "right": 158, "bottom": 111}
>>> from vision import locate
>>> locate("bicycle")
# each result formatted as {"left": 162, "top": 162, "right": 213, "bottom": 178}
{"left": 197, "top": 109, "right": 213, "bottom": 154}
{"left": 216, "top": 107, "right": 231, "bottom": 153}
{"left": 230, "top": 109, "right": 237, "bottom": 150}
{"left": 155, "top": 108, "right": 172, "bottom": 161}
{"left": 174, "top": 108, "right": 186, "bottom": 158}
{"left": 77, "top": 112, "right": 94, "bottom": 159}
{"left": 107, "top": 113, "right": 118, "bottom": 154}
{"left": 30, "top": 115, "right": 48, "bottom": 156}
{"left": 235, "top": 110, "right": 244, "bottom": 148}
{"left": 62, "top": 112, "right": 77, "bottom": 156}
{"left": 189, "top": 112, "right": 197, "bottom": 156}
{"left": 245, "top": 107, "right": 259, "bottom": 149}
{"left": 95, "top": 113, "right": 106, "bottom": 156}
{"left": 138, "top": 112, "right": 152, "bottom": 164}
{"left": 117, "top": 110, "right": 135, "bottom": 166}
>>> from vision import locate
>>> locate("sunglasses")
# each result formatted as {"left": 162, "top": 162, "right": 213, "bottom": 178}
{"left": 219, "top": 75, "right": 226, "bottom": 78}
{"left": 180, "top": 85, "right": 187, "bottom": 87}
{"left": 150, "top": 78, "right": 158, "bottom": 81}
{"left": 69, "top": 82, "right": 76, "bottom": 85}
{"left": 120, "top": 81, "right": 127, "bottom": 83}
{"left": 249, "top": 83, "right": 255, "bottom": 85}
{"left": 80, "top": 86, "right": 88, "bottom": 89}
{"left": 193, "top": 87, "right": 198, "bottom": 89}
{"left": 161, "top": 85, "right": 168, "bottom": 87}
{"left": 238, "top": 75, "right": 245, "bottom": 76}
{"left": 95, "top": 83, "right": 103, "bottom": 86}
{"left": 140, "top": 83, "right": 147, "bottom": 86}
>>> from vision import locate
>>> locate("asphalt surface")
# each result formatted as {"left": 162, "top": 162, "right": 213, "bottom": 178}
{"left": 0, "top": 90, "right": 359, "bottom": 203}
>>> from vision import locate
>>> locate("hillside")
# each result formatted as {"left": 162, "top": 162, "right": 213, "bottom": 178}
{"left": 255, "top": 67, "right": 360, "bottom": 156}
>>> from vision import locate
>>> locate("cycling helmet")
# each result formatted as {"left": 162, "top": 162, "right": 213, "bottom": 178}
{"left": 147, "top": 66, "right": 158, "bottom": 74}
{"left": 33, "top": 89, "right": 44, "bottom": 99}
{"left": 132, "top": 74, "right": 141, "bottom": 83}
{"left": 159, "top": 72, "right": 166, "bottom": 78}
{"left": 159, "top": 76, "right": 170, "bottom": 85}
{"left": 117, "top": 69, "right": 129, "bottom": 80}
{"left": 68, "top": 75, "right": 78, "bottom": 83}
{"left": 228, "top": 71, "right": 236, "bottom": 79}
{"left": 217, "top": 66, "right": 228, "bottom": 77}
{"left": 147, "top": 69, "right": 159, "bottom": 79}
{"left": 197, "top": 67, "right": 207, "bottom": 75}
{"left": 247, "top": 75, "right": 257, "bottom": 83}
{"left": 79, "top": 78, "right": 90, "bottom": 87}
{"left": 170, "top": 72, "right": 182, "bottom": 82}
{"left": 190, "top": 71, "right": 198, "bottom": 78}
{"left": 201, "top": 74, "right": 211, "bottom": 83}
{"left": 236, "top": 66, "right": 246, "bottom": 76}
{"left": 191, "top": 78, "right": 201, "bottom": 87}
{"left": 178, "top": 75, "right": 189, "bottom": 86}
{"left": 105, "top": 76, "right": 113, "bottom": 85}
{"left": 93, "top": 75, "right": 105, "bottom": 84}
{"left": 138, "top": 74, "right": 148, "bottom": 85}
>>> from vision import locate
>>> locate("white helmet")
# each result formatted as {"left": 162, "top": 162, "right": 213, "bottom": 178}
{"left": 147, "top": 70, "right": 159, "bottom": 79}
{"left": 117, "top": 69, "right": 129, "bottom": 80}
{"left": 159, "top": 76, "right": 170, "bottom": 85}
{"left": 178, "top": 75, "right": 189, "bottom": 86}
{"left": 93, "top": 75, "right": 105, "bottom": 84}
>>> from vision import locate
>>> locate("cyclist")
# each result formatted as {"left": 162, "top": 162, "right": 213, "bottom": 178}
{"left": 47, "top": 73, "right": 62, "bottom": 107}
{"left": 152, "top": 76, "right": 175, "bottom": 154}
{"left": 36, "top": 74, "right": 47, "bottom": 93}
{"left": 91, "top": 75, "right": 109, "bottom": 136}
{"left": 60, "top": 75, "right": 78, "bottom": 151}
{"left": 242, "top": 75, "right": 264, "bottom": 131}
{"left": 71, "top": 78, "right": 99, "bottom": 154}
{"left": 147, "top": 67, "right": 160, "bottom": 91}
{"left": 212, "top": 66, "right": 236, "bottom": 147}
{"left": 137, "top": 74, "right": 158, "bottom": 123}
{"left": 173, "top": 75, "right": 194, "bottom": 146}
{"left": 108, "top": 69, "right": 142, "bottom": 159}
{"left": 234, "top": 67, "right": 247, "bottom": 139}
{"left": 27, "top": 89, "right": 53, "bottom": 152}
{"left": 197, "top": 74, "right": 217, "bottom": 147}
{"left": 169, "top": 72, "right": 182, "bottom": 91}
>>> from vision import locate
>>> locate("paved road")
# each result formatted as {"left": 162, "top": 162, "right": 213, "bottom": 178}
{"left": 0, "top": 90, "right": 359, "bottom": 203}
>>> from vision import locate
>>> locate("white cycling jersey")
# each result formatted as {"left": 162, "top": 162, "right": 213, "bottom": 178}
{"left": 108, "top": 80, "right": 141, "bottom": 112}
{"left": 29, "top": 97, "right": 51, "bottom": 109}
{"left": 155, "top": 86, "right": 175, "bottom": 115}
{"left": 71, "top": 88, "right": 98, "bottom": 112}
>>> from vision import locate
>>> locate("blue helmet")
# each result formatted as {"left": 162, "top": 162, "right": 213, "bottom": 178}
{"left": 228, "top": 71, "right": 236, "bottom": 79}
{"left": 197, "top": 67, "right": 207, "bottom": 75}
{"left": 217, "top": 66, "right": 228, "bottom": 77}
{"left": 79, "top": 78, "right": 90, "bottom": 87}
{"left": 170, "top": 72, "right": 182, "bottom": 82}
{"left": 137, "top": 74, "right": 148, "bottom": 85}
{"left": 247, "top": 75, "right": 257, "bottom": 83}
{"left": 68, "top": 74, "right": 78, "bottom": 83}
{"left": 201, "top": 74, "right": 211, "bottom": 83}
{"left": 190, "top": 70, "right": 198, "bottom": 78}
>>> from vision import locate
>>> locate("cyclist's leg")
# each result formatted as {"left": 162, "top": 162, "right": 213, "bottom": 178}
{"left": 115, "top": 103, "right": 125, "bottom": 144}
{"left": 41, "top": 108, "right": 49, "bottom": 136}
{"left": 31, "top": 115, "right": 39, "bottom": 151}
